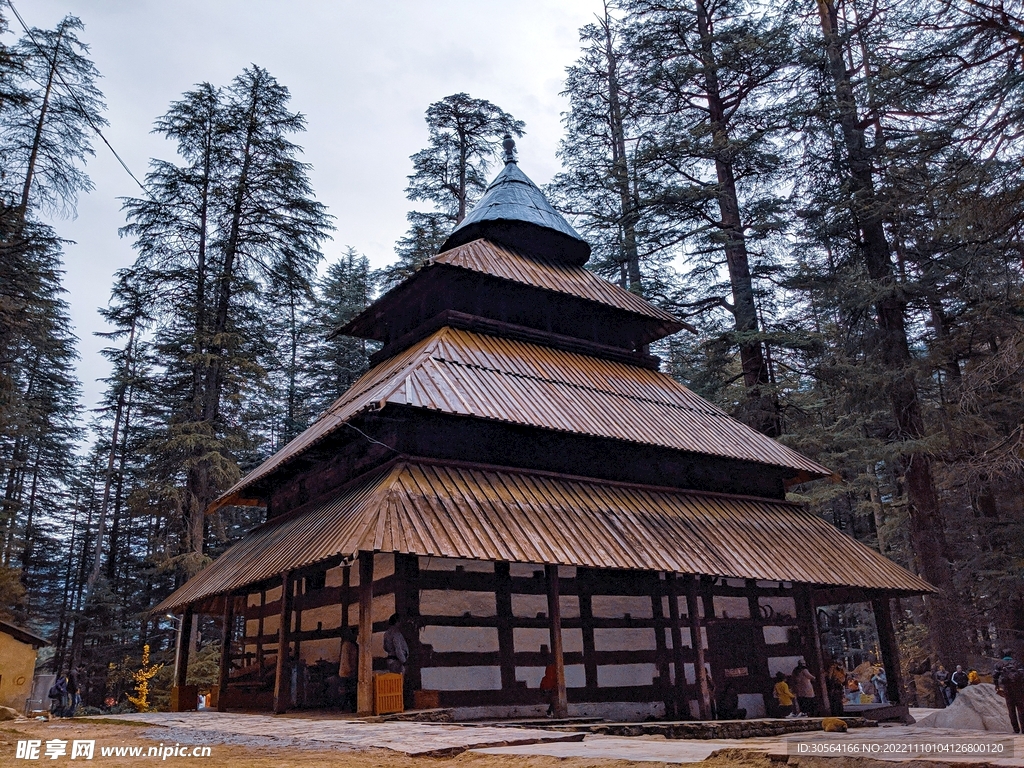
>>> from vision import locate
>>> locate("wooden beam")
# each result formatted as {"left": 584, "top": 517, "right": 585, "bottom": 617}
{"left": 495, "top": 562, "right": 516, "bottom": 691}
{"left": 666, "top": 574, "right": 687, "bottom": 719}
{"left": 652, "top": 575, "right": 672, "bottom": 715}
{"left": 356, "top": 551, "right": 375, "bottom": 716}
{"left": 216, "top": 597, "right": 234, "bottom": 712}
{"left": 872, "top": 596, "right": 905, "bottom": 705}
{"left": 812, "top": 585, "right": 872, "bottom": 608}
{"left": 174, "top": 606, "right": 193, "bottom": 690}
{"left": 256, "top": 590, "right": 265, "bottom": 670}
{"left": 796, "top": 584, "right": 831, "bottom": 715}
{"left": 341, "top": 563, "right": 351, "bottom": 627}
{"left": 273, "top": 571, "right": 293, "bottom": 714}
{"left": 578, "top": 568, "right": 598, "bottom": 690}
{"left": 545, "top": 564, "right": 568, "bottom": 718}
{"left": 685, "top": 576, "right": 711, "bottom": 720}
{"left": 746, "top": 580, "right": 773, "bottom": 700}
{"left": 395, "top": 553, "right": 421, "bottom": 706}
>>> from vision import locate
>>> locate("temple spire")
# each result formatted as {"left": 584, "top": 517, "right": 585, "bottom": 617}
{"left": 502, "top": 134, "right": 517, "bottom": 164}
{"left": 440, "top": 141, "right": 591, "bottom": 264}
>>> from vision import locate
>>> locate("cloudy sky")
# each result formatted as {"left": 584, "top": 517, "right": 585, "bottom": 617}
{"left": 13, "top": 0, "right": 603, "bottom": 416}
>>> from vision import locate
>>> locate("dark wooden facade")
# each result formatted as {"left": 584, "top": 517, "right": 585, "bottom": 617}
{"left": 158, "top": 149, "right": 927, "bottom": 719}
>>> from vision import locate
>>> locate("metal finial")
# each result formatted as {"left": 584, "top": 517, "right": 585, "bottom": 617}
{"left": 502, "top": 134, "right": 517, "bottom": 164}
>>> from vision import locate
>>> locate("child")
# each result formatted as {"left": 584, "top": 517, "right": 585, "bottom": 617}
{"left": 774, "top": 671, "right": 800, "bottom": 717}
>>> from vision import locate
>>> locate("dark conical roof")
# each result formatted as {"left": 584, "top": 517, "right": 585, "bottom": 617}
{"left": 440, "top": 157, "right": 591, "bottom": 265}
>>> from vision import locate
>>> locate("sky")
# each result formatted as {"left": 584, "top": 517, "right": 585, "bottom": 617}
{"left": 12, "top": 0, "right": 604, "bottom": 421}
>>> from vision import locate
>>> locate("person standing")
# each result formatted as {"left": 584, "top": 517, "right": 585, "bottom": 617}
{"left": 717, "top": 681, "right": 747, "bottom": 720}
{"left": 65, "top": 671, "right": 80, "bottom": 717}
{"left": 539, "top": 647, "right": 558, "bottom": 717}
{"left": 338, "top": 627, "right": 359, "bottom": 711}
{"left": 383, "top": 614, "right": 409, "bottom": 674}
{"left": 993, "top": 648, "right": 1024, "bottom": 735}
{"left": 773, "top": 672, "right": 800, "bottom": 717}
{"left": 826, "top": 659, "right": 847, "bottom": 716}
{"left": 872, "top": 667, "right": 888, "bottom": 704}
{"left": 792, "top": 661, "right": 816, "bottom": 716}
{"left": 951, "top": 665, "right": 969, "bottom": 690}
{"left": 934, "top": 664, "right": 952, "bottom": 706}
{"left": 48, "top": 676, "right": 67, "bottom": 718}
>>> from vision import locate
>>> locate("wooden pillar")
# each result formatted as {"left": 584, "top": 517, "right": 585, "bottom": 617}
{"left": 666, "top": 573, "right": 688, "bottom": 719}
{"left": 578, "top": 568, "right": 598, "bottom": 690}
{"left": 798, "top": 585, "right": 831, "bottom": 714}
{"left": 256, "top": 589, "right": 265, "bottom": 670}
{"left": 273, "top": 571, "right": 293, "bottom": 714}
{"left": 872, "top": 596, "right": 905, "bottom": 705}
{"left": 545, "top": 564, "right": 568, "bottom": 718}
{"left": 685, "top": 576, "right": 711, "bottom": 720}
{"left": 341, "top": 564, "right": 351, "bottom": 627}
{"left": 652, "top": 574, "right": 672, "bottom": 715}
{"left": 495, "top": 562, "right": 516, "bottom": 691}
{"left": 174, "top": 606, "right": 194, "bottom": 689}
{"left": 216, "top": 597, "right": 234, "bottom": 712}
{"left": 395, "top": 553, "right": 421, "bottom": 706}
{"left": 356, "top": 551, "right": 375, "bottom": 716}
{"left": 746, "top": 579, "right": 772, "bottom": 709}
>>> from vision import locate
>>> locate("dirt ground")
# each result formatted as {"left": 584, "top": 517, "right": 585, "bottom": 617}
{"left": 0, "top": 719, "right": 1008, "bottom": 768}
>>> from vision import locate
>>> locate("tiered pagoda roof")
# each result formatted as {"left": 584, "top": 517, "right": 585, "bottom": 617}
{"left": 159, "top": 143, "right": 930, "bottom": 614}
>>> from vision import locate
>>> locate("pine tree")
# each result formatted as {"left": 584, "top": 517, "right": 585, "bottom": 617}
{"left": 121, "top": 67, "right": 332, "bottom": 576}
{"left": 618, "top": 0, "right": 794, "bottom": 435}
{"left": 549, "top": 6, "right": 657, "bottom": 295}
{"left": 0, "top": 13, "right": 100, "bottom": 638}
{"left": 388, "top": 94, "right": 524, "bottom": 282}
{"left": 303, "top": 247, "right": 378, "bottom": 417}
{"left": 1, "top": 15, "right": 106, "bottom": 221}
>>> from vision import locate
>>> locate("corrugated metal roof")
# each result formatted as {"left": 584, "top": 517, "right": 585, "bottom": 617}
{"left": 432, "top": 239, "right": 682, "bottom": 327}
{"left": 440, "top": 161, "right": 591, "bottom": 263}
{"left": 214, "top": 327, "right": 829, "bottom": 506}
{"left": 158, "top": 460, "right": 931, "bottom": 612}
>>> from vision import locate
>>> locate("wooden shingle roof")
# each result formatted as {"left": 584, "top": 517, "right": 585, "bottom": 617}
{"left": 432, "top": 239, "right": 684, "bottom": 327}
{"left": 212, "top": 327, "right": 829, "bottom": 509}
{"left": 159, "top": 459, "right": 931, "bottom": 613}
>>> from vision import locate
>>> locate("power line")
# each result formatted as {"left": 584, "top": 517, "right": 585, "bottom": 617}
{"left": 5, "top": 0, "right": 151, "bottom": 198}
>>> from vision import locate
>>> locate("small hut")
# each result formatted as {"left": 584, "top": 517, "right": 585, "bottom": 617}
{"left": 155, "top": 142, "right": 930, "bottom": 720}
{"left": 0, "top": 619, "right": 49, "bottom": 713}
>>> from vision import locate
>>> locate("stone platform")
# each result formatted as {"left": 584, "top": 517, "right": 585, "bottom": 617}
{"left": 475, "top": 723, "right": 1023, "bottom": 765}
{"left": 90, "top": 710, "right": 1024, "bottom": 765}
{"left": 93, "top": 711, "right": 584, "bottom": 757}
{"left": 527, "top": 716, "right": 876, "bottom": 740}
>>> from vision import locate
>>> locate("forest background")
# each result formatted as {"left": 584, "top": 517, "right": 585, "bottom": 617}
{"left": 1, "top": 0, "right": 1023, "bottom": 708}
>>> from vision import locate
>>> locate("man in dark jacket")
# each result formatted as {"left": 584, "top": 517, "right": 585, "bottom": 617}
{"left": 993, "top": 649, "right": 1024, "bottom": 734}
{"left": 951, "top": 665, "right": 969, "bottom": 690}
{"left": 66, "top": 671, "right": 81, "bottom": 717}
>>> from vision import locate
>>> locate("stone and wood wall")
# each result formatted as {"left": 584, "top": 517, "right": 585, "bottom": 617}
{"left": 216, "top": 553, "right": 860, "bottom": 719}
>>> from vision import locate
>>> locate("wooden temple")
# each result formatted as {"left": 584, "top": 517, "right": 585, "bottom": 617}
{"left": 155, "top": 140, "right": 931, "bottom": 720}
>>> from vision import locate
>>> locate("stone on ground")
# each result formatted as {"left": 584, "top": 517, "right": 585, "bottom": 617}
{"left": 914, "top": 683, "right": 1012, "bottom": 732}
{"left": 0, "top": 705, "right": 24, "bottom": 720}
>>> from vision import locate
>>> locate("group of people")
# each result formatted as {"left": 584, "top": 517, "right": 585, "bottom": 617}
{"left": 47, "top": 672, "right": 81, "bottom": 718}
{"left": 772, "top": 660, "right": 817, "bottom": 717}
{"left": 933, "top": 663, "right": 979, "bottom": 705}
{"left": 823, "top": 658, "right": 890, "bottom": 714}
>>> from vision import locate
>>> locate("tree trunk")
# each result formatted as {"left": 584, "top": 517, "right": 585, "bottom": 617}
{"left": 184, "top": 86, "right": 257, "bottom": 565}
{"left": 694, "top": 0, "right": 778, "bottom": 436}
{"left": 814, "top": 0, "right": 965, "bottom": 666}
{"left": 84, "top": 319, "right": 134, "bottom": 595}
{"left": 602, "top": 11, "right": 643, "bottom": 295}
